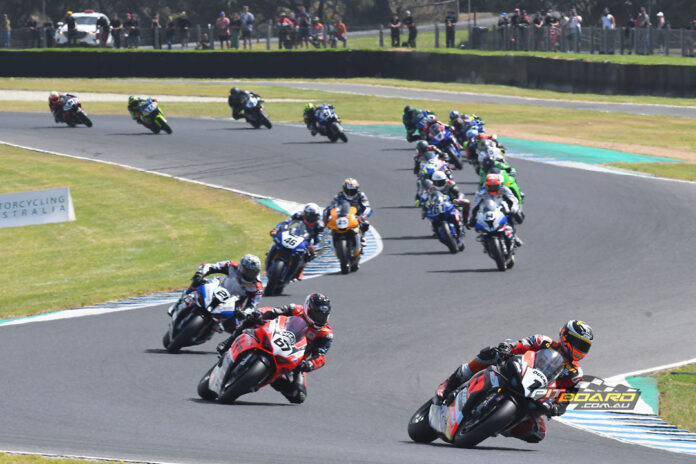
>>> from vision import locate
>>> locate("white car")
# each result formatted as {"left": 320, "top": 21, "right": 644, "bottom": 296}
{"left": 55, "top": 11, "right": 111, "bottom": 47}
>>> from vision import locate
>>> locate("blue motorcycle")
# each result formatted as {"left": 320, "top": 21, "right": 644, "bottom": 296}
{"left": 474, "top": 198, "right": 517, "bottom": 271}
{"left": 427, "top": 122, "right": 464, "bottom": 170}
{"left": 425, "top": 190, "right": 465, "bottom": 253}
{"left": 264, "top": 219, "right": 313, "bottom": 296}
{"left": 315, "top": 105, "right": 348, "bottom": 143}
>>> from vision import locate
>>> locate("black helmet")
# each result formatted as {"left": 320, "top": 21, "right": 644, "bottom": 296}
{"left": 304, "top": 293, "right": 331, "bottom": 329}
{"left": 230, "top": 87, "right": 240, "bottom": 95}
{"left": 416, "top": 140, "right": 430, "bottom": 153}
{"left": 559, "top": 320, "right": 594, "bottom": 362}
{"left": 404, "top": 105, "right": 413, "bottom": 114}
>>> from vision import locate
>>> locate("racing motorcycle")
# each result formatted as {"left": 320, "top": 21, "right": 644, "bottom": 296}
{"left": 474, "top": 198, "right": 517, "bottom": 271}
{"left": 314, "top": 105, "right": 347, "bottom": 143}
{"left": 162, "top": 279, "right": 241, "bottom": 353}
{"left": 264, "top": 219, "right": 312, "bottom": 296}
{"left": 415, "top": 158, "right": 452, "bottom": 207}
{"left": 197, "top": 308, "right": 308, "bottom": 404}
{"left": 242, "top": 93, "right": 272, "bottom": 129}
{"left": 137, "top": 98, "right": 172, "bottom": 134}
{"left": 427, "top": 122, "right": 464, "bottom": 170}
{"left": 326, "top": 200, "right": 362, "bottom": 274}
{"left": 408, "top": 347, "right": 566, "bottom": 448}
{"left": 424, "top": 190, "right": 465, "bottom": 253}
{"left": 61, "top": 95, "right": 93, "bottom": 128}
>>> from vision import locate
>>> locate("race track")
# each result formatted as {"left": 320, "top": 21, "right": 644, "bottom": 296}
{"left": 1, "top": 113, "right": 695, "bottom": 464}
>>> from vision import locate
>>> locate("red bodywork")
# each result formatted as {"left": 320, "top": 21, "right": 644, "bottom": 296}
{"left": 229, "top": 310, "right": 308, "bottom": 387}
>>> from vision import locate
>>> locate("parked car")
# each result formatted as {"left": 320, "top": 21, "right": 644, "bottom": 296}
{"left": 55, "top": 11, "right": 111, "bottom": 47}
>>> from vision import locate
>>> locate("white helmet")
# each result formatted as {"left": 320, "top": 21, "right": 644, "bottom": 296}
{"left": 486, "top": 147, "right": 504, "bottom": 162}
{"left": 432, "top": 171, "right": 448, "bottom": 190}
{"left": 238, "top": 254, "right": 261, "bottom": 282}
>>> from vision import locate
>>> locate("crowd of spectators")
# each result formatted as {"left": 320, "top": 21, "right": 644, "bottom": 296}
{"left": 273, "top": 7, "right": 346, "bottom": 49}
{"left": 389, "top": 10, "right": 418, "bottom": 47}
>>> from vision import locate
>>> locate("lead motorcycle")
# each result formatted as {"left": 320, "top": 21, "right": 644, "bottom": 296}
{"left": 314, "top": 105, "right": 347, "bottom": 142}
{"left": 197, "top": 308, "right": 308, "bottom": 404}
{"left": 137, "top": 98, "right": 172, "bottom": 134}
{"left": 326, "top": 200, "right": 362, "bottom": 274}
{"left": 242, "top": 93, "right": 272, "bottom": 129}
{"left": 264, "top": 219, "right": 313, "bottom": 296}
{"left": 424, "top": 190, "right": 465, "bottom": 254}
{"left": 474, "top": 198, "right": 517, "bottom": 271}
{"left": 408, "top": 347, "right": 566, "bottom": 448}
{"left": 427, "top": 122, "right": 463, "bottom": 170}
{"left": 162, "top": 279, "right": 242, "bottom": 353}
{"left": 61, "top": 95, "right": 93, "bottom": 128}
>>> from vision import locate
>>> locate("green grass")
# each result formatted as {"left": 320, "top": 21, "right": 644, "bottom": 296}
{"left": 0, "top": 454, "right": 104, "bottom": 464}
{"left": 0, "top": 144, "right": 284, "bottom": 318}
{"left": 653, "top": 364, "right": 696, "bottom": 432}
{"left": 607, "top": 162, "right": 696, "bottom": 180}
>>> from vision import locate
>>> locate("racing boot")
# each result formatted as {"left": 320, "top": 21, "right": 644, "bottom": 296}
{"left": 514, "top": 235, "right": 524, "bottom": 247}
{"left": 434, "top": 363, "right": 474, "bottom": 405}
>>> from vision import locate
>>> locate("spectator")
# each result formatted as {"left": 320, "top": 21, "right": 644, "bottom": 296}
{"left": 110, "top": 13, "right": 122, "bottom": 49}
{"left": 165, "top": 16, "right": 175, "bottom": 49}
{"left": 96, "top": 14, "right": 109, "bottom": 48}
{"left": 43, "top": 19, "right": 54, "bottom": 47}
{"left": 599, "top": 7, "right": 616, "bottom": 54}
{"left": 444, "top": 10, "right": 456, "bottom": 48}
{"left": 568, "top": 9, "right": 582, "bottom": 52}
{"left": 129, "top": 13, "right": 141, "bottom": 48}
{"left": 296, "top": 6, "right": 310, "bottom": 49}
{"left": 240, "top": 5, "right": 254, "bottom": 50}
{"left": 532, "top": 11, "right": 543, "bottom": 50}
{"left": 276, "top": 12, "right": 294, "bottom": 49}
{"left": 510, "top": 8, "right": 521, "bottom": 28}
{"left": 655, "top": 12, "right": 669, "bottom": 53}
{"left": 402, "top": 10, "right": 417, "bottom": 48}
{"left": 600, "top": 7, "right": 615, "bottom": 30}
{"left": 310, "top": 16, "right": 324, "bottom": 48}
{"left": 216, "top": 11, "right": 230, "bottom": 49}
{"left": 518, "top": 9, "right": 530, "bottom": 49}
{"left": 66, "top": 11, "right": 77, "bottom": 47}
{"left": 229, "top": 12, "right": 241, "bottom": 49}
{"left": 333, "top": 16, "right": 346, "bottom": 48}
{"left": 0, "top": 14, "right": 10, "bottom": 49}
{"left": 509, "top": 8, "right": 521, "bottom": 49}
{"left": 497, "top": 12, "right": 508, "bottom": 47}
{"left": 195, "top": 32, "right": 211, "bottom": 50}
{"left": 637, "top": 7, "right": 650, "bottom": 54}
{"left": 176, "top": 11, "right": 191, "bottom": 49}
{"left": 26, "top": 15, "right": 39, "bottom": 48}
{"left": 389, "top": 13, "right": 401, "bottom": 47}
{"left": 151, "top": 14, "right": 162, "bottom": 49}
{"left": 123, "top": 13, "right": 132, "bottom": 47}
{"left": 625, "top": 14, "right": 636, "bottom": 54}
{"left": 687, "top": 19, "right": 696, "bottom": 57}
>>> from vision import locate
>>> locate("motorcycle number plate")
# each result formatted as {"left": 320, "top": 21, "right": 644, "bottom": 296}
{"left": 281, "top": 232, "right": 303, "bottom": 249}
{"left": 63, "top": 98, "right": 78, "bottom": 111}
{"left": 246, "top": 97, "right": 257, "bottom": 108}
{"left": 213, "top": 287, "right": 231, "bottom": 304}
{"left": 143, "top": 102, "right": 157, "bottom": 114}
{"left": 336, "top": 217, "right": 349, "bottom": 229}
{"left": 272, "top": 330, "right": 295, "bottom": 354}
{"left": 432, "top": 131, "right": 445, "bottom": 142}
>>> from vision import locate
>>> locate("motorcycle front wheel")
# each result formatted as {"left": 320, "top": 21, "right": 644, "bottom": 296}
{"left": 453, "top": 398, "right": 517, "bottom": 448}
{"left": 488, "top": 236, "right": 507, "bottom": 271}
{"left": 197, "top": 365, "right": 217, "bottom": 400}
{"left": 259, "top": 111, "right": 272, "bottom": 129}
{"left": 219, "top": 352, "right": 272, "bottom": 404}
{"left": 264, "top": 260, "right": 286, "bottom": 296}
{"left": 447, "top": 146, "right": 463, "bottom": 170}
{"left": 408, "top": 399, "right": 438, "bottom": 443}
{"left": 439, "top": 223, "right": 459, "bottom": 254}
{"left": 334, "top": 238, "right": 350, "bottom": 274}
{"left": 77, "top": 110, "right": 93, "bottom": 127}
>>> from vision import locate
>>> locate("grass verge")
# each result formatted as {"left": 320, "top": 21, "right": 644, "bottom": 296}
{"left": 607, "top": 162, "right": 696, "bottom": 181}
{"left": 0, "top": 454, "right": 103, "bottom": 464}
{"left": 652, "top": 364, "right": 696, "bottom": 432}
{"left": 0, "top": 144, "right": 284, "bottom": 319}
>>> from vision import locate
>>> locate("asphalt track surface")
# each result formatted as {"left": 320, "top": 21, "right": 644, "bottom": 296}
{"left": 1, "top": 113, "right": 695, "bottom": 464}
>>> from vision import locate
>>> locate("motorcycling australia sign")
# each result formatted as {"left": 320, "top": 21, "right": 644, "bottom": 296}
{"left": 0, "top": 187, "right": 76, "bottom": 229}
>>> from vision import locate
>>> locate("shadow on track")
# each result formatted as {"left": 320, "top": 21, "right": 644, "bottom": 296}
{"left": 400, "top": 441, "right": 534, "bottom": 452}
{"left": 427, "top": 268, "right": 499, "bottom": 273}
{"left": 380, "top": 147, "right": 414, "bottom": 152}
{"left": 107, "top": 132, "right": 160, "bottom": 136}
{"left": 144, "top": 348, "right": 213, "bottom": 355}
{"left": 283, "top": 141, "right": 336, "bottom": 144}
{"left": 388, "top": 250, "right": 453, "bottom": 256}
{"left": 189, "top": 398, "right": 293, "bottom": 407}
{"left": 378, "top": 205, "right": 418, "bottom": 210}
{"left": 381, "top": 235, "right": 434, "bottom": 240}
{"left": 31, "top": 126, "right": 89, "bottom": 130}
{"left": 207, "top": 127, "right": 260, "bottom": 131}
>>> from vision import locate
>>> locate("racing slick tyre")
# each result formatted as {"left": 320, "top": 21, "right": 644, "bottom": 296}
{"left": 335, "top": 239, "right": 351, "bottom": 274}
{"left": 77, "top": 110, "right": 93, "bottom": 127}
{"left": 264, "top": 261, "right": 285, "bottom": 296}
{"left": 453, "top": 398, "right": 518, "bottom": 448}
{"left": 408, "top": 399, "right": 438, "bottom": 443}
{"left": 166, "top": 314, "right": 207, "bottom": 353}
{"left": 439, "top": 223, "right": 459, "bottom": 254}
{"left": 260, "top": 112, "right": 272, "bottom": 129}
{"left": 489, "top": 237, "right": 507, "bottom": 271}
{"left": 447, "top": 146, "right": 463, "bottom": 170}
{"left": 162, "top": 330, "right": 171, "bottom": 349}
{"left": 197, "top": 365, "right": 217, "bottom": 401}
{"left": 160, "top": 121, "right": 173, "bottom": 134}
{"left": 218, "top": 353, "right": 272, "bottom": 404}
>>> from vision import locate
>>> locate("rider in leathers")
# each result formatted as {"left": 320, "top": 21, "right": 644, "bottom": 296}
{"left": 403, "top": 106, "right": 432, "bottom": 142}
{"left": 434, "top": 320, "right": 594, "bottom": 443}
{"left": 268, "top": 203, "right": 324, "bottom": 280}
{"left": 48, "top": 91, "right": 76, "bottom": 123}
{"left": 414, "top": 140, "right": 448, "bottom": 174}
{"left": 324, "top": 178, "right": 372, "bottom": 239}
{"left": 220, "top": 293, "right": 333, "bottom": 404}
{"left": 228, "top": 87, "right": 261, "bottom": 120}
{"left": 468, "top": 173, "right": 524, "bottom": 247}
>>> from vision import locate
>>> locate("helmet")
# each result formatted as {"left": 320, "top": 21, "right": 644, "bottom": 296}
{"left": 486, "top": 147, "right": 504, "bottom": 161}
{"left": 481, "top": 156, "right": 496, "bottom": 173}
{"left": 304, "top": 103, "right": 315, "bottom": 113}
{"left": 463, "top": 114, "right": 473, "bottom": 122}
{"left": 416, "top": 140, "right": 430, "bottom": 153}
{"left": 342, "top": 178, "right": 359, "bottom": 200}
{"left": 425, "top": 114, "right": 437, "bottom": 124}
{"left": 230, "top": 87, "right": 240, "bottom": 96}
{"left": 304, "top": 293, "right": 331, "bottom": 329}
{"left": 484, "top": 173, "right": 502, "bottom": 195}
{"left": 449, "top": 110, "right": 460, "bottom": 121}
{"left": 49, "top": 91, "right": 60, "bottom": 105}
{"left": 128, "top": 95, "right": 138, "bottom": 110}
{"left": 238, "top": 254, "right": 261, "bottom": 282}
{"left": 466, "top": 129, "right": 478, "bottom": 139}
{"left": 432, "top": 170, "right": 448, "bottom": 190}
{"left": 559, "top": 320, "right": 594, "bottom": 361}
{"left": 403, "top": 105, "right": 413, "bottom": 114}
{"left": 302, "top": 202, "right": 320, "bottom": 226}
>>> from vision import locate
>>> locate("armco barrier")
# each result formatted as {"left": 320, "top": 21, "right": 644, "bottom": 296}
{"left": 2, "top": 50, "right": 695, "bottom": 97}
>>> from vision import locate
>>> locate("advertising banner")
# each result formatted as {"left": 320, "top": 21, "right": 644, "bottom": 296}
{"left": 0, "top": 187, "right": 76, "bottom": 229}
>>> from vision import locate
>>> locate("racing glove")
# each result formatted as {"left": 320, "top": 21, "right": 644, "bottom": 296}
{"left": 541, "top": 401, "right": 567, "bottom": 418}
{"left": 192, "top": 266, "right": 208, "bottom": 286}
{"left": 298, "top": 360, "right": 314, "bottom": 372}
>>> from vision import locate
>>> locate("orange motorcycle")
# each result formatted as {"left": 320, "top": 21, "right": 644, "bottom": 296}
{"left": 326, "top": 200, "right": 362, "bottom": 274}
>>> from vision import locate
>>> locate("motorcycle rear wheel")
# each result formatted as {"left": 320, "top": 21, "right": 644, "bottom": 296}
{"left": 219, "top": 353, "right": 271, "bottom": 404}
{"left": 408, "top": 399, "right": 438, "bottom": 443}
{"left": 453, "top": 398, "right": 517, "bottom": 448}
{"left": 166, "top": 314, "right": 208, "bottom": 353}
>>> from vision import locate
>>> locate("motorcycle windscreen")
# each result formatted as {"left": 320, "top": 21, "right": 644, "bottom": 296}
{"left": 520, "top": 349, "right": 565, "bottom": 397}
{"left": 270, "top": 316, "right": 308, "bottom": 362}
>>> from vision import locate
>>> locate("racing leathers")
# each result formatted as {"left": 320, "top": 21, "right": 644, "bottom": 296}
{"left": 128, "top": 97, "right": 156, "bottom": 126}
{"left": 468, "top": 183, "right": 523, "bottom": 245}
{"left": 49, "top": 93, "right": 76, "bottom": 123}
{"left": 171, "top": 260, "right": 263, "bottom": 332}
{"left": 304, "top": 104, "right": 334, "bottom": 136}
{"left": 324, "top": 190, "right": 372, "bottom": 234}
{"left": 414, "top": 144, "right": 448, "bottom": 174}
{"left": 403, "top": 108, "right": 432, "bottom": 142}
{"left": 228, "top": 90, "right": 260, "bottom": 120}
{"left": 267, "top": 212, "right": 325, "bottom": 278}
{"left": 435, "top": 335, "right": 583, "bottom": 443}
